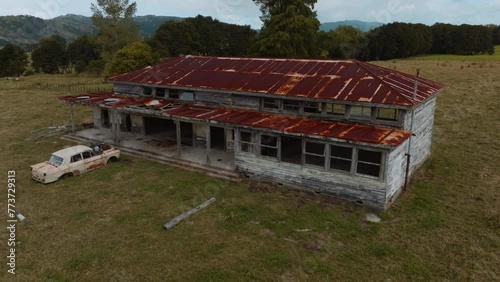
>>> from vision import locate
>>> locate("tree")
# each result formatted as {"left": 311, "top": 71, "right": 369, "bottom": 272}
{"left": 319, "top": 26, "right": 364, "bottom": 59}
{"left": 151, "top": 15, "right": 257, "bottom": 57}
{"left": 32, "top": 36, "right": 67, "bottom": 73}
{"left": 493, "top": 25, "right": 500, "bottom": 45}
{"left": 0, "top": 43, "right": 28, "bottom": 77}
{"left": 91, "top": 0, "right": 141, "bottom": 60}
{"left": 67, "top": 35, "right": 101, "bottom": 73}
{"left": 103, "top": 42, "right": 160, "bottom": 79}
{"left": 252, "top": 0, "right": 320, "bottom": 58}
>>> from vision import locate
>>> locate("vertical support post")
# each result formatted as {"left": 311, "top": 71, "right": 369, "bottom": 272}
{"left": 70, "top": 102, "right": 75, "bottom": 133}
{"left": 234, "top": 128, "right": 240, "bottom": 154}
{"left": 206, "top": 123, "right": 211, "bottom": 164}
{"left": 175, "top": 120, "right": 181, "bottom": 157}
{"left": 115, "top": 110, "right": 121, "bottom": 143}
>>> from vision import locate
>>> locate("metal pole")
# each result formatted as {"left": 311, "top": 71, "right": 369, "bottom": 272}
{"left": 70, "top": 102, "right": 75, "bottom": 133}
{"left": 163, "top": 197, "right": 216, "bottom": 230}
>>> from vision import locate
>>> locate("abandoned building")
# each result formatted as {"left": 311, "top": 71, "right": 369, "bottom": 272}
{"left": 61, "top": 56, "right": 445, "bottom": 210}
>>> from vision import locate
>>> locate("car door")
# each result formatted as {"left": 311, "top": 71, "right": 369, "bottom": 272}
{"left": 83, "top": 150, "right": 104, "bottom": 171}
{"left": 69, "top": 152, "right": 86, "bottom": 175}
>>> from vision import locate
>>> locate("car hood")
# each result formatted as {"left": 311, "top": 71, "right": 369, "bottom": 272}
{"left": 31, "top": 162, "right": 60, "bottom": 174}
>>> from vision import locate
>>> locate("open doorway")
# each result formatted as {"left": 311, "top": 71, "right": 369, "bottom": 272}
{"left": 102, "top": 109, "right": 110, "bottom": 128}
{"left": 120, "top": 114, "right": 132, "bottom": 132}
{"left": 210, "top": 126, "right": 225, "bottom": 150}
{"left": 180, "top": 122, "right": 194, "bottom": 146}
{"left": 144, "top": 117, "right": 176, "bottom": 142}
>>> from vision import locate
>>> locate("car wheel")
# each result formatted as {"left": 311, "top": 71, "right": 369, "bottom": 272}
{"left": 107, "top": 157, "right": 118, "bottom": 164}
{"left": 60, "top": 173, "right": 73, "bottom": 180}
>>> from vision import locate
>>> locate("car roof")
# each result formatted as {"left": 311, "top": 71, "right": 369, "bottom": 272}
{"left": 53, "top": 145, "right": 91, "bottom": 157}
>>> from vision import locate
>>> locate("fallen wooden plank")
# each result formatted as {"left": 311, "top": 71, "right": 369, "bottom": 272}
{"left": 163, "top": 197, "right": 216, "bottom": 230}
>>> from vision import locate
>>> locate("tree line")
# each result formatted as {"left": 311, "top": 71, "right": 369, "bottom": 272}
{"left": 1, "top": 0, "right": 499, "bottom": 78}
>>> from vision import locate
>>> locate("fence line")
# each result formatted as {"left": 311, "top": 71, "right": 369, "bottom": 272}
{"left": 14, "top": 83, "right": 113, "bottom": 93}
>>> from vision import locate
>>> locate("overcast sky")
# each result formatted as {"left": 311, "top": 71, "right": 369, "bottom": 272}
{"left": 2, "top": 0, "right": 500, "bottom": 28}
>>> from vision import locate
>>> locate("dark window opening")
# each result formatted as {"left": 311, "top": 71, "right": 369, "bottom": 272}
{"left": 304, "top": 102, "right": 322, "bottom": 114}
{"left": 326, "top": 104, "right": 346, "bottom": 116}
{"left": 82, "top": 151, "right": 93, "bottom": 159}
{"left": 377, "top": 108, "right": 398, "bottom": 121}
{"left": 283, "top": 100, "right": 300, "bottom": 113}
{"left": 155, "top": 88, "right": 166, "bottom": 98}
{"left": 71, "top": 154, "right": 82, "bottom": 163}
{"left": 168, "top": 89, "right": 180, "bottom": 99}
{"left": 281, "top": 136, "right": 302, "bottom": 165}
{"left": 356, "top": 149, "right": 382, "bottom": 177}
{"left": 305, "top": 141, "right": 325, "bottom": 167}
{"left": 330, "top": 145, "right": 352, "bottom": 172}
{"left": 260, "top": 134, "right": 278, "bottom": 158}
{"left": 262, "top": 98, "right": 280, "bottom": 110}
{"left": 143, "top": 87, "right": 153, "bottom": 96}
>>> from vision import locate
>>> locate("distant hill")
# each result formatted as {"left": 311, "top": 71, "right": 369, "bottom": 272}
{"left": 0, "top": 15, "right": 383, "bottom": 49}
{"left": 0, "top": 14, "right": 183, "bottom": 49}
{"left": 320, "top": 20, "right": 383, "bottom": 32}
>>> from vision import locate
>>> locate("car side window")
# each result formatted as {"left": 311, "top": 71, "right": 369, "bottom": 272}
{"left": 71, "top": 154, "right": 82, "bottom": 163}
{"left": 82, "top": 151, "right": 94, "bottom": 159}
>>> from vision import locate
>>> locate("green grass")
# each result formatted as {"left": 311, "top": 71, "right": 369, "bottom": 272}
{"left": 410, "top": 45, "right": 500, "bottom": 61}
{"left": 0, "top": 67, "right": 499, "bottom": 281}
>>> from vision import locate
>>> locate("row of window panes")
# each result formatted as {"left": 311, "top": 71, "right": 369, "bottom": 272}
{"left": 143, "top": 87, "right": 194, "bottom": 101}
{"left": 240, "top": 131, "right": 383, "bottom": 178}
{"left": 262, "top": 98, "right": 398, "bottom": 121}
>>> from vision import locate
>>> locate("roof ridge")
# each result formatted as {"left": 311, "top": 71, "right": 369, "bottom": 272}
{"left": 352, "top": 60, "right": 416, "bottom": 105}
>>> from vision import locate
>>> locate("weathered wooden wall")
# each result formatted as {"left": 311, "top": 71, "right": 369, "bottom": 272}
{"left": 92, "top": 107, "right": 102, "bottom": 128}
{"left": 114, "top": 83, "right": 143, "bottom": 96}
{"left": 403, "top": 96, "right": 436, "bottom": 175}
{"left": 235, "top": 154, "right": 388, "bottom": 209}
{"left": 385, "top": 140, "right": 409, "bottom": 204}
{"left": 130, "top": 115, "right": 145, "bottom": 135}
{"left": 196, "top": 91, "right": 231, "bottom": 106}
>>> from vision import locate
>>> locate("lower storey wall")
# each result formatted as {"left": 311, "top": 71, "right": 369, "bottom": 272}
{"left": 236, "top": 154, "right": 388, "bottom": 209}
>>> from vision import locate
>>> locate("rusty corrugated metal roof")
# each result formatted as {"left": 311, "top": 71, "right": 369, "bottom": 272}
{"left": 108, "top": 56, "right": 444, "bottom": 106}
{"left": 60, "top": 93, "right": 411, "bottom": 146}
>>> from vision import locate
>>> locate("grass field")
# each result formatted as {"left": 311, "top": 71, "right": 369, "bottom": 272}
{"left": 411, "top": 45, "right": 500, "bottom": 61}
{"left": 0, "top": 61, "right": 499, "bottom": 281}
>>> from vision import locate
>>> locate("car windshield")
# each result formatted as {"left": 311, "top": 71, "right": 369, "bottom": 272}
{"left": 48, "top": 155, "right": 64, "bottom": 167}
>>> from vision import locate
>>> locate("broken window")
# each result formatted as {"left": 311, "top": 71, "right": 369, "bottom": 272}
{"left": 304, "top": 102, "right": 322, "bottom": 114}
{"left": 239, "top": 131, "right": 254, "bottom": 153}
{"left": 356, "top": 149, "right": 382, "bottom": 177}
{"left": 143, "top": 87, "right": 153, "bottom": 96}
{"left": 282, "top": 100, "right": 300, "bottom": 113}
{"left": 330, "top": 145, "right": 353, "bottom": 172}
{"left": 260, "top": 134, "right": 278, "bottom": 158}
{"left": 326, "top": 103, "right": 346, "bottom": 116}
{"left": 168, "top": 89, "right": 180, "bottom": 99}
{"left": 281, "top": 136, "right": 302, "bottom": 165}
{"left": 377, "top": 108, "right": 398, "bottom": 121}
{"left": 350, "top": 106, "right": 372, "bottom": 118}
{"left": 155, "top": 88, "right": 166, "bottom": 98}
{"left": 262, "top": 98, "right": 280, "bottom": 111}
{"left": 305, "top": 141, "right": 325, "bottom": 167}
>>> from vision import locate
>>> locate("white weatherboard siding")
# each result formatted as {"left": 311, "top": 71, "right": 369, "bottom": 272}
{"left": 404, "top": 96, "right": 436, "bottom": 175}
{"left": 385, "top": 140, "right": 409, "bottom": 204}
{"left": 114, "top": 83, "right": 143, "bottom": 96}
{"left": 235, "top": 154, "right": 387, "bottom": 209}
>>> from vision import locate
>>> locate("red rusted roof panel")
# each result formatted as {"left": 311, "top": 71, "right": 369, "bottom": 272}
{"left": 108, "top": 56, "right": 445, "bottom": 106}
{"left": 60, "top": 93, "right": 411, "bottom": 146}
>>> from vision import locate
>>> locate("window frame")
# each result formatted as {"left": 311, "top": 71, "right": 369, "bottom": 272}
{"left": 142, "top": 87, "right": 153, "bottom": 96}
{"left": 349, "top": 105, "right": 372, "bottom": 119}
{"left": 155, "top": 88, "right": 166, "bottom": 98}
{"left": 355, "top": 148, "right": 384, "bottom": 179}
{"left": 261, "top": 98, "right": 281, "bottom": 111}
{"left": 326, "top": 103, "right": 347, "bottom": 117}
{"left": 258, "top": 133, "right": 279, "bottom": 159}
{"left": 376, "top": 108, "right": 398, "bottom": 121}
{"left": 303, "top": 101, "right": 323, "bottom": 115}
{"left": 239, "top": 130, "right": 255, "bottom": 154}
{"left": 303, "top": 140, "right": 326, "bottom": 168}
{"left": 282, "top": 99, "right": 301, "bottom": 113}
{"left": 329, "top": 144, "right": 354, "bottom": 173}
